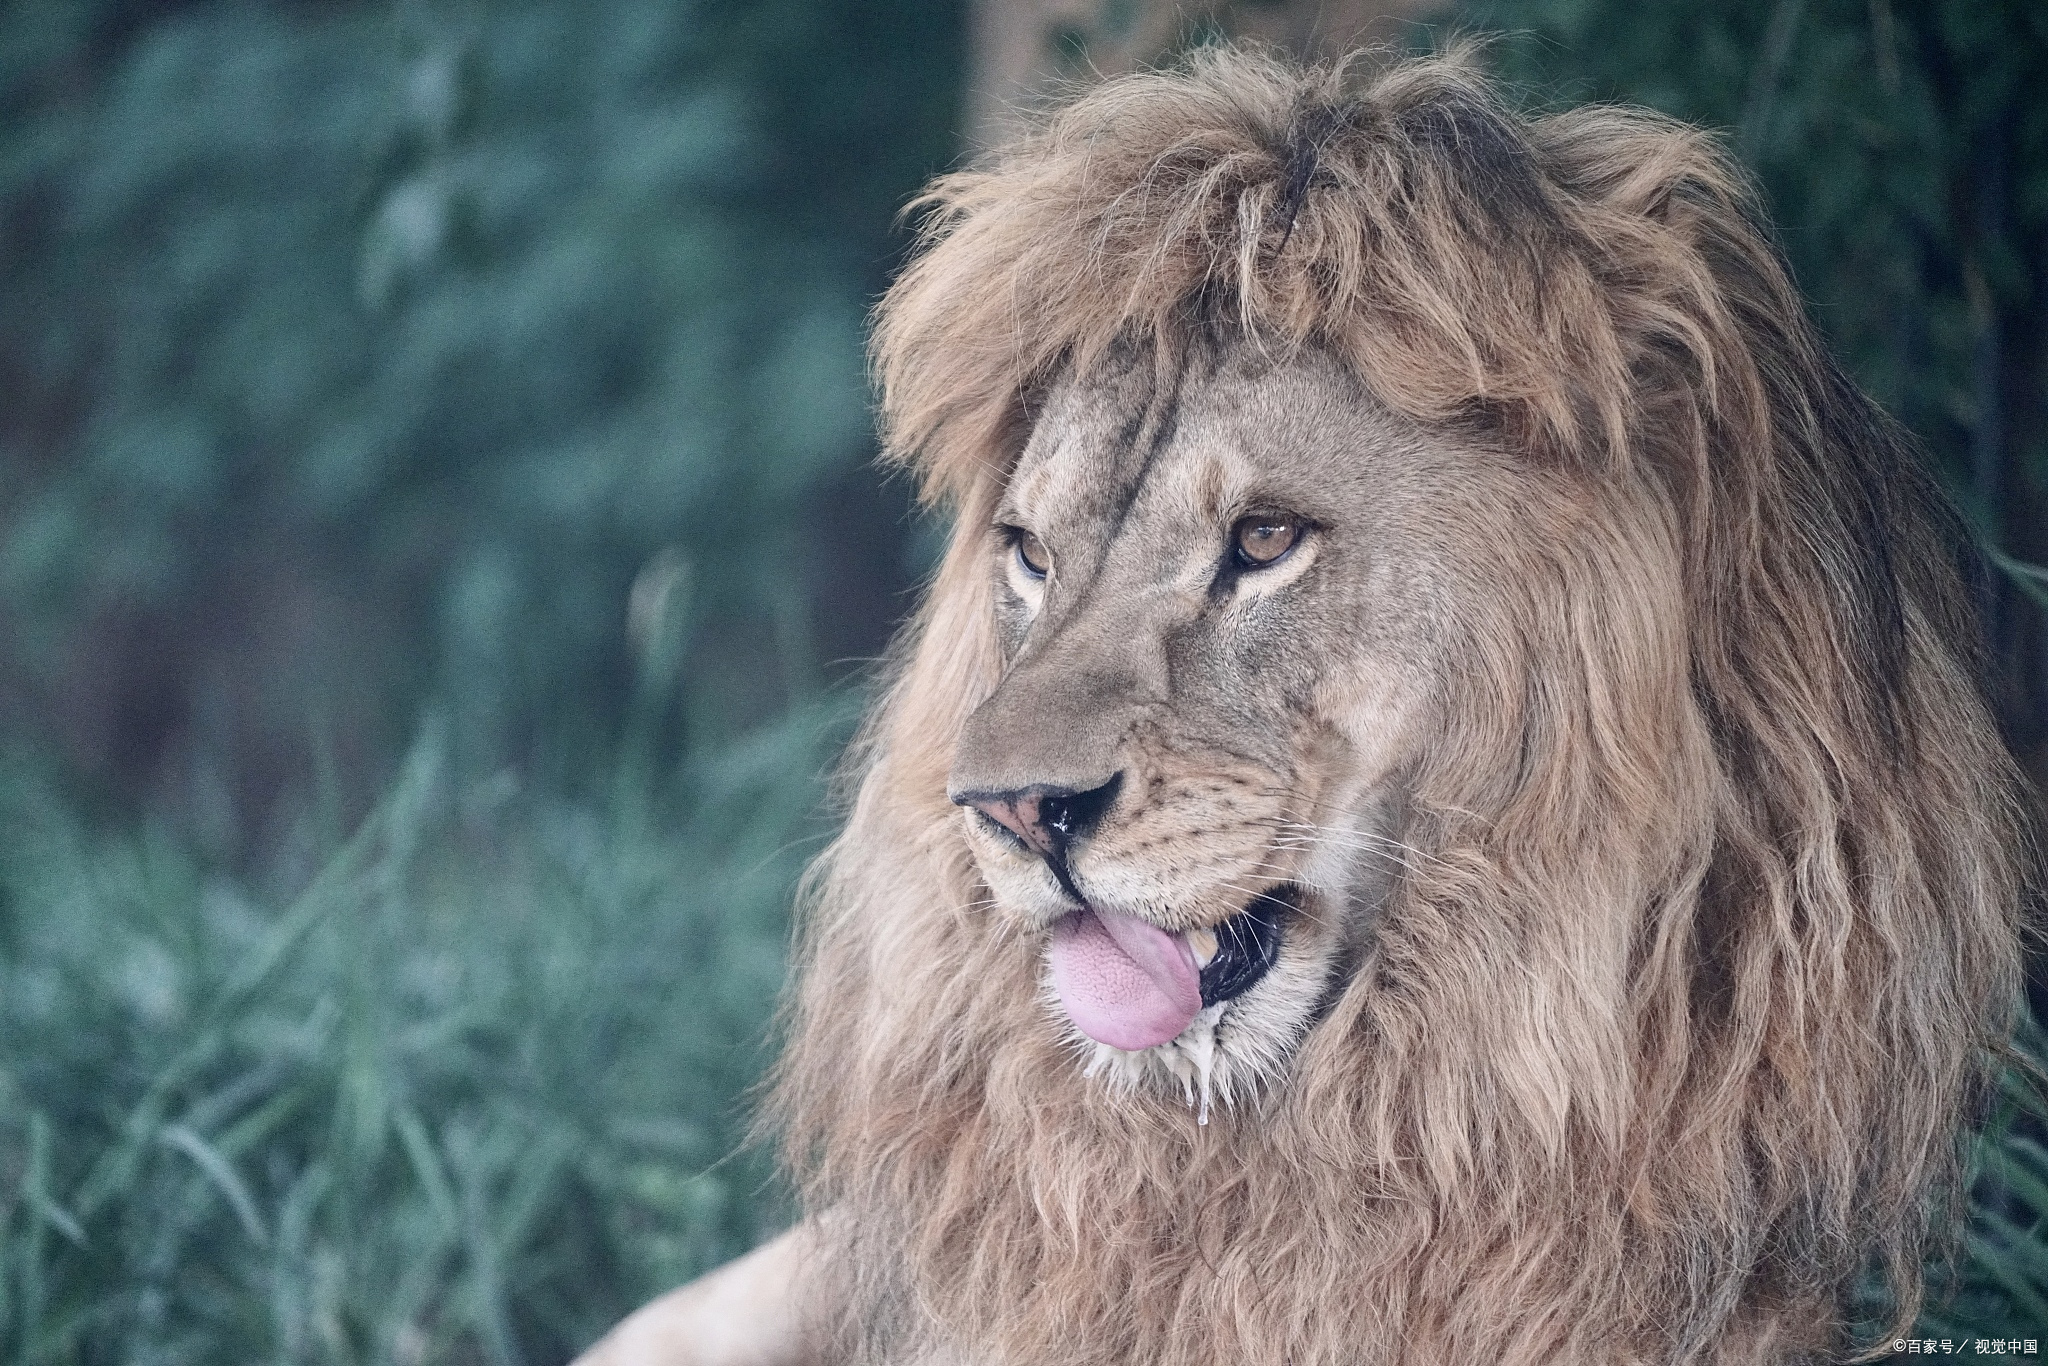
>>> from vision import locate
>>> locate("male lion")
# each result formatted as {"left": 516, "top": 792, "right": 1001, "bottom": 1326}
{"left": 581, "top": 46, "right": 2030, "bottom": 1366}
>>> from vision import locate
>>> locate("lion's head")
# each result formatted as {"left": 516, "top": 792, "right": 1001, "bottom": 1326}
{"left": 945, "top": 342, "right": 1459, "bottom": 1106}
{"left": 772, "top": 46, "right": 2030, "bottom": 1366}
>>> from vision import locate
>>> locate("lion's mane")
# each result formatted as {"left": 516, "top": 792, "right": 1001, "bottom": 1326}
{"left": 769, "top": 47, "right": 2030, "bottom": 1365}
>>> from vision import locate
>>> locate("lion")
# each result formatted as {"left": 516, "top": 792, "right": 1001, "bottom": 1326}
{"left": 578, "top": 45, "right": 2031, "bottom": 1366}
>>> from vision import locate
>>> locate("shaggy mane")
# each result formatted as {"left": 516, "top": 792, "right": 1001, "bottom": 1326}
{"left": 770, "top": 45, "right": 2029, "bottom": 1365}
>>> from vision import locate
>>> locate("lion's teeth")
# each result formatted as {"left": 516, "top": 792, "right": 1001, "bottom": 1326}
{"left": 1187, "top": 927, "right": 1219, "bottom": 968}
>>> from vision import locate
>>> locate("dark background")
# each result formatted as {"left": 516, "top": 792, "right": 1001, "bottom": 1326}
{"left": 0, "top": 1, "right": 2041, "bottom": 1358}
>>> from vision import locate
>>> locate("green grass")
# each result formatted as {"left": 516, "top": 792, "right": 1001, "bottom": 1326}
{"left": 0, "top": 713, "right": 2042, "bottom": 1362}
{"left": 0, "top": 701, "right": 855, "bottom": 1365}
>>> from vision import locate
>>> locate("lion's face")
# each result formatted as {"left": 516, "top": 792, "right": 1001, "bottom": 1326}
{"left": 947, "top": 345, "right": 1480, "bottom": 1105}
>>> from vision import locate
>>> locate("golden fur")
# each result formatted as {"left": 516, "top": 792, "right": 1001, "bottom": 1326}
{"left": 768, "top": 45, "right": 2030, "bottom": 1365}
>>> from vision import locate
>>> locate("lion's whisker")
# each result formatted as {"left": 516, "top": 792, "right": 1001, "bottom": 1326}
{"left": 1273, "top": 821, "right": 1449, "bottom": 871}
{"left": 1270, "top": 833, "right": 1425, "bottom": 874}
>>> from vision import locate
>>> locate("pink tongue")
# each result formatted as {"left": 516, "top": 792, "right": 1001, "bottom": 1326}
{"left": 1048, "top": 909, "right": 1202, "bottom": 1051}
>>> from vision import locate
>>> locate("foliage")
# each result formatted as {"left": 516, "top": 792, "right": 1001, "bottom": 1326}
{"left": 0, "top": 0, "right": 958, "bottom": 857}
{"left": 0, "top": 694, "right": 856, "bottom": 1364}
{"left": 0, "top": 10, "right": 956, "bottom": 1348}
{"left": 0, "top": 1, "right": 955, "bottom": 1360}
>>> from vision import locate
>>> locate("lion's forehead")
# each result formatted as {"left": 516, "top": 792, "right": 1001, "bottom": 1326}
{"left": 1010, "top": 351, "right": 1427, "bottom": 570}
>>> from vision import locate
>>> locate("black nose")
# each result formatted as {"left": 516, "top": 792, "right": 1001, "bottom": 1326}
{"left": 956, "top": 773, "right": 1121, "bottom": 858}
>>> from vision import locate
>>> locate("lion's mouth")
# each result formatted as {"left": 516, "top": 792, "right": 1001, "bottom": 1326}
{"left": 1047, "top": 886, "right": 1296, "bottom": 1051}
{"left": 1195, "top": 886, "right": 1294, "bottom": 1006}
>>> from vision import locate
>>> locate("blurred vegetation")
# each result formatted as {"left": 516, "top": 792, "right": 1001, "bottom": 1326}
{"left": 0, "top": 704, "right": 855, "bottom": 1362}
{"left": 0, "top": 0, "right": 956, "bottom": 873}
{"left": 0, "top": 0, "right": 959, "bottom": 1359}
{"left": 0, "top": 0, "right": 2042, "bottom": 1358}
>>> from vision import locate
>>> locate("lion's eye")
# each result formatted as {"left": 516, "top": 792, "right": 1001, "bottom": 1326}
{"left": 1231, "top": 514, "right": 1301, "bottom": 569}
{"left": 1013, "top": 529, "right": 1051, "bottom": 580}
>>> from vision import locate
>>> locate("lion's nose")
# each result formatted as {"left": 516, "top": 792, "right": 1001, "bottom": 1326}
{"left": 955, "top": 774, "right": 1121, "bottom": 860}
